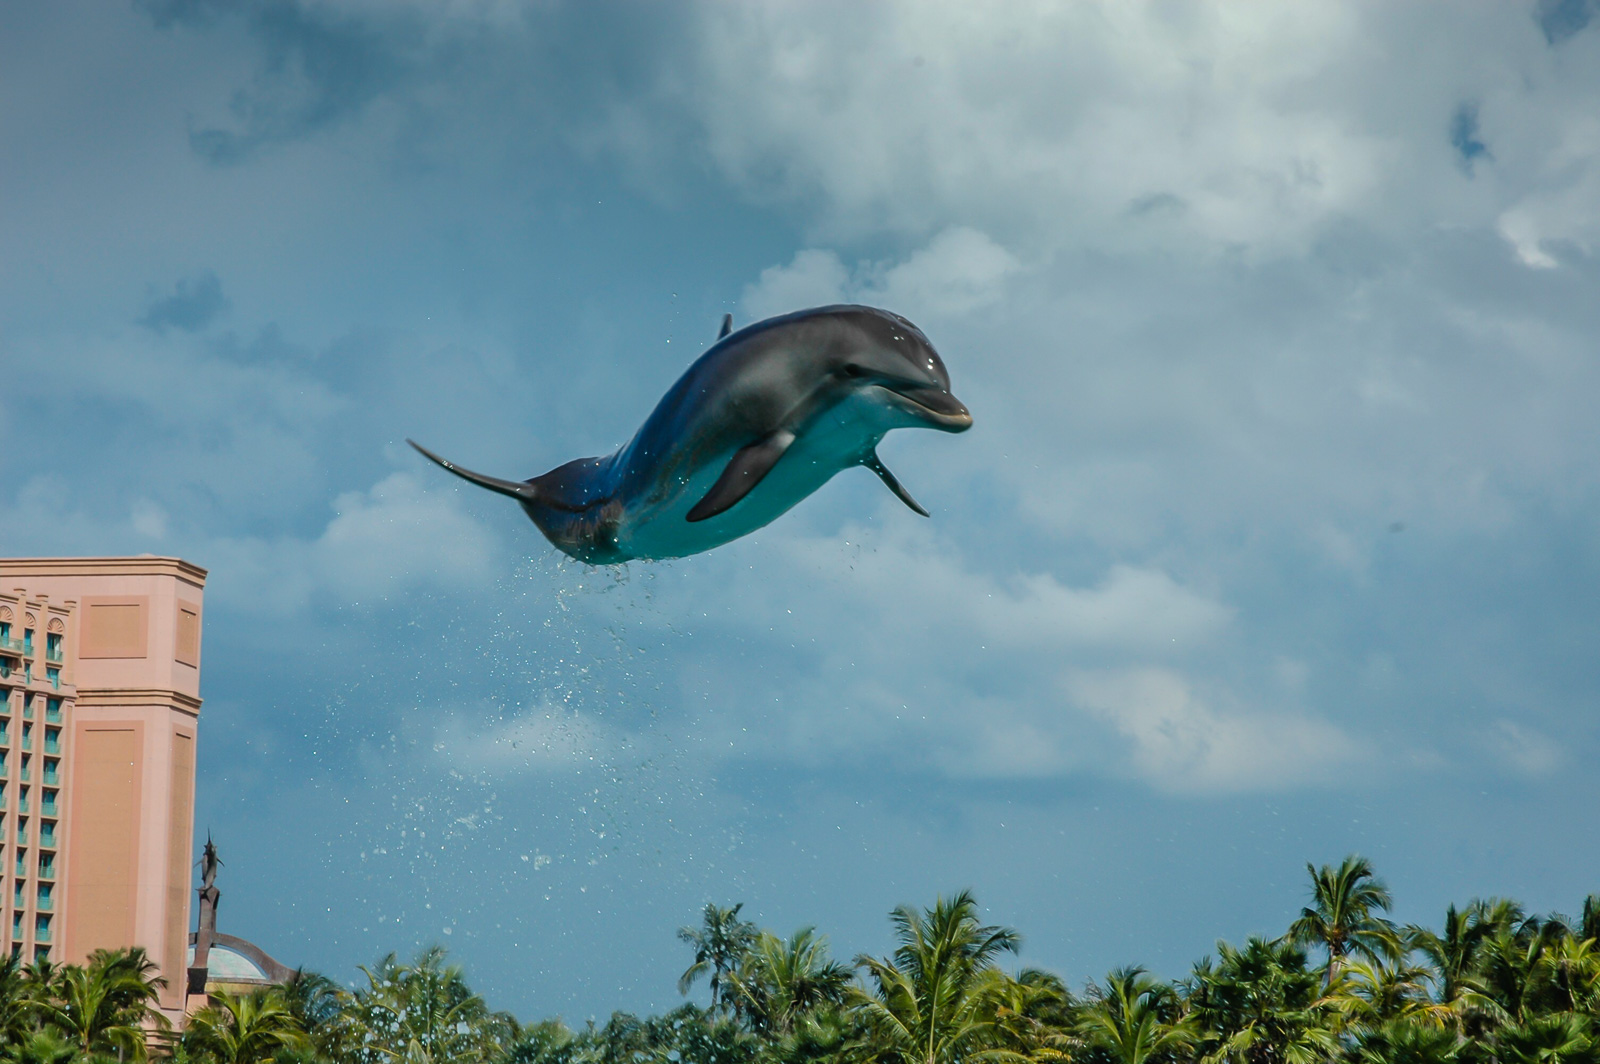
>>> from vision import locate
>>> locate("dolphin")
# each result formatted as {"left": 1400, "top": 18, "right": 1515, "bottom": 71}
{"left": 408, "top": 304, "right": 972, "bottom": 564}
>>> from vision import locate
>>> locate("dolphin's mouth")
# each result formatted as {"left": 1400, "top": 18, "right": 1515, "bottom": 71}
{"left": 880, "top": 383, "right": 974, "bottom": 431}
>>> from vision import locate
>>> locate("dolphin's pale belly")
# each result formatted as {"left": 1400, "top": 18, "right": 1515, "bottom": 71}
{"left": 613, "top": 392, "right": 897, "bottom": 560}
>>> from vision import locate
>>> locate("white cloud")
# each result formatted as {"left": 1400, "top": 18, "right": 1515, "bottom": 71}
{"left": 1067, "top": 667, "right": 1355, "bottom": 793}
{"left": 680, "top": 1, "right": 1426, "bottom": 255}
{"left": 433, "top": 706, "right": 621, "bottom": 777}
{"left": 318, "top": 472, "right": 499, "bottom": 599}
{"left": 130, "top": 499, "right": 169, "bottom": 540}
{"left": 1497, "top": 158, "right": 1600, "bottom": 269}
{"left": 741, "top": 248, "right": 851, "bottom": 320}
{"left": 875, "top": 227, "right": 1021, "bottom": 316}
{"left": 678, "top": 522, "right": 1274, "bottom": 785}
{"left": 741, "top": 227, "right": 1020, "bottom": 322}
{"left": 768, "top": 522, "right": 1232, "bottom": 657}
{"left": 1483, "top": 718, "right": 1564, "bottom": 776}
{"left": 676, "top": 0, "right": 1600, "bottom": 275}
{"left": 206, "top": 471, "right": 501, "bottom": 614}
{"left": 669, "top": 522, "right": 1356, "bottom": 793}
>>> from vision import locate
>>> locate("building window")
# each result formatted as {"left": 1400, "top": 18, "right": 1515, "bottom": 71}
{"left": 42, "top": 761, "right": 57, "bottom": 787}
{"left": 20, "top": 698, "right": 30, "bottom": 721}
{"left": 32, "top": 947, "right": 48, "bottom": 962}
{"left": 44, "top": 699, "right": 61, "bottom": 724}
{"left": 10, "top": 882, "right": 21, "bottom": 908}
{"left": 21, "top": 631, "right": 31, "bottom": 656}
{"left": 42, "top": 729, "right": 58, "bottom": 756}
{"left": 14, "top": 850, "right": 25, "bottom": 878}
{"left": 19, "top": 724, "right": 29, "bottom": 752}
{"left": 45, "top": 669, "right": 57, "bottom": 689}
{"left": 0, "top": 720, "right": 8, "bottom": 745}
{"left": 36, "top": 884, "right": 51, "bottom": 911}
{"left": 9, "top": 913, "right": 18, "bottom": 938}
{"left": 40, "top": 790, "right": 56, "bottom": 816}
{"left": 44, "top": 633, "right": 61, "bottom": 663}
{"left": 34, "top": 915, "right": 49, "bottom": 943}
{"left": 39, "top": 822, "right": 54, "bottom": 848}
{"left": 37, "top": 854, "right": 53, "bottom": 879}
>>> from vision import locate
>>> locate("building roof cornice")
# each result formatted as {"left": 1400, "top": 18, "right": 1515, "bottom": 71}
{"left": 0, "top": 556, "right": 208, "bottom": 586}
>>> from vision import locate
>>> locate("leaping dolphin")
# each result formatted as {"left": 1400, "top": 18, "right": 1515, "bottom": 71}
{"left": 409, "top": 304, "right": 972, "bottom": 564}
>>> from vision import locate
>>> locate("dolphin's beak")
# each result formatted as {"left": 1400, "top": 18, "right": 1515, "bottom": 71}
{"left": 884, "top": 383, "right": 973, "bottom": 432}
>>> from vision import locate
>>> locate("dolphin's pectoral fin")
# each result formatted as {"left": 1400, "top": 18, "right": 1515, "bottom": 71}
{"left": 866, "top": 451, "right": 929, "bottom": 517}
{"left": 687, "top": 430, "right": 796, "bottom": 522}
{"left": 408, "top": 439, "right": 540, "bottom": 503}
{"left": 718, "top": 313, "right": 733, "bottom": 340}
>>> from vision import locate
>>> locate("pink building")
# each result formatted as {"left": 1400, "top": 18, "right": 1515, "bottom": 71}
{"left": 0, "top": 557, "right": 205, "bottom": 1028}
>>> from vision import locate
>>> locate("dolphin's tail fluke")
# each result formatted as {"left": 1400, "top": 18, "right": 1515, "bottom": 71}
{"left": 408, "top": 439, "right": 540, "bottom": 502}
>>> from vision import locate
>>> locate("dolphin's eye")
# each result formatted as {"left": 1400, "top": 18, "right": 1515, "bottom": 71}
{"left": 843, "top": 364, "right": 866, "bottom": 378}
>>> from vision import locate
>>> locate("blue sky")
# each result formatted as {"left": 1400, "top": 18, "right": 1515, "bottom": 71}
{"left": 5, "top": 0, "right": 1600, "bottom": 1022}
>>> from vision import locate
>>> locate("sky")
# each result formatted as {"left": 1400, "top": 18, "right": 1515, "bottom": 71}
{"left": 5, "top": 0, "right": 1600, "bottom": 1023}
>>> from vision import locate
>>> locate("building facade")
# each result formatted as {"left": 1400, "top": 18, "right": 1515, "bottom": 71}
{"left": 0, "top": 557, "right": 205, "bottom": 1028}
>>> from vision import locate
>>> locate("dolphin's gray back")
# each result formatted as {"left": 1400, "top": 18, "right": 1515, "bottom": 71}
{"left": 606, "top": 306, "right": 868, "bottom": 504}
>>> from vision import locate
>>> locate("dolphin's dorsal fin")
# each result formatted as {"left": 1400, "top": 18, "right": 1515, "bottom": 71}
{"left": 866, "top": 450, "right": 929, "bottom": 517}
{"left": 718, "top": 313, "right": 733, "bottom": 340}
{"left": 686, "top": 429, "right": 795, "bottom": 522}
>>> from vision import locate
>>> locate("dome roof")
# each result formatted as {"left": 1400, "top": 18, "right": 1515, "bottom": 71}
{"left": 187, "top": 931, "right": 294, "bottom": 986}
{"left": 186, "top": 943, "right": 266, "bottom": 981}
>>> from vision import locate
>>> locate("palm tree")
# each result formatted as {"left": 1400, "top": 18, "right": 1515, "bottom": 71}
{"left": 1465, "top": 923, "right": 1561, "bottom": 1029}
{"left": 1342, "top": 957, "right": 1447, "bottom": 1027}
{"left": 500, "top": 1018, "right": 578, "bottom": 1064}
{"left": 1409, "top": 905, "right": 1478, "bottom": 1013}
{"left": 1495, "top": 1013, "right": 1598, "bottom": 1064}
{"left": 0, "top": 1029, "right": 78, "bottom": 1064}
{"left": 1351, "top": 1019, "right": 1463, "bottom": 1064}
{"left": 37, "top": 947, "right": 167, "bottom": 1062}
{"left": 850, "top": 890, "right": 1024, "bottom": 1064}
{"left": 1183, "top": 937, "right": 1340, "bottom": 1064}
{"left": 0, "top": 955, "right": 39, "bottom": 1047}
{"left": 347, "top": 946, "right": 516, "bottom": 1064}
{"left": 1076, "top": 967, "right": 1194, "bottom": 1064}
{"left": 1410, "top": 897, "right": 1537, "bottom": 1029}
{"left": 583, "top": 1004, "right": 754, "bottom": 1064}
{"left": 185, "top": 988, "right": 309, "bottom": 1064}
{"left": 762, "top": 1004, "right": 861, "bottom": 1064}
{"left": 1543, "top": 934, "right": 1600, "bottom": 1015}
{"left": 279, "top": 968, "right": 349, "bottom": 1031}
{"left": 724, "top": 927, "right": 852, "bottom": 1036}
{"left": 275, "top": 968, "right": 352, "bottom": 1062}
{"left": 1581, "top": 895, "right": 1600, "bottom": 946}
{"left": 677, "top": 903, "right": 760, "bottom": 1017}
{"left": 990, "top": 969, "right": 1078, "bottom": 1061}
{"left": 1288, "top": 856, "right": 1397, "bottom": 983}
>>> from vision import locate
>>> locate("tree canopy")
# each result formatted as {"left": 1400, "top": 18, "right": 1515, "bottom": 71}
{"left": 11, "top": 861, "right": 1600, "bottom": 1064}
